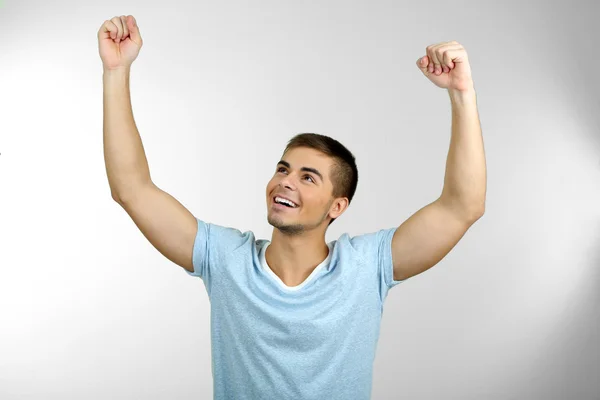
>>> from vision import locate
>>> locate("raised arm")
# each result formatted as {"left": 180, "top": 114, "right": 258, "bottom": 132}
{"left": 390, "top": 42, "right": 486, "bottom": 282}
{"left": 100, "top": 15, "right": 197, "bottom": 273}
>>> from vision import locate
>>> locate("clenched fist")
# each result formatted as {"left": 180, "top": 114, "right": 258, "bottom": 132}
{"left": 416, "top": 41, "right": 473, "bottom": 92}
{"left": 98, "top": 15, "right": 143, "bottom": 71}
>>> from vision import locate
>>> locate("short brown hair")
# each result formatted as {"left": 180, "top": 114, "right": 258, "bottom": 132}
{"left": 283, "top": 133, "right": 358, "bottom": 226}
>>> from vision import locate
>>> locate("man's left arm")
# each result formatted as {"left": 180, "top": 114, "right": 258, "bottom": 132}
{"left": 391, "top": 42, "right": 487, "bottom": 282}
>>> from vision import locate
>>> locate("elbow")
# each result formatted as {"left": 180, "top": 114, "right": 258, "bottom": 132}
{"left": 111, "top": 193, "right": 122, "bottom": 205}
{"left": 461, "top": 203, "right": 485, "bottom": 223}
{"left": 440, "top": 193, "right": 485, "bottom": 222}
{"left": 111, "top": 189, "right": 125, "bottom": 204}
{"left": 470, "top": 204, "right": 485, "bottom": 221}
{"left": 464, "top": 197, "right": 485, "bottom": 221}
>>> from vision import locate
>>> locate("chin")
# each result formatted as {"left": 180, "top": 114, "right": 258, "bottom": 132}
{"left": 268, "top": 214, "right": 303, "bottom": 232}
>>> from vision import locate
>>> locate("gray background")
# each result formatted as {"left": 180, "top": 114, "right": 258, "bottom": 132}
{"left": 1, "top": 0, "right": 599, "bottom": 399}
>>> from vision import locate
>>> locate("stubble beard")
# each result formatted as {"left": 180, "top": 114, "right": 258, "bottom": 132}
{"left": 267, "top": 207, "right": 330, "bottom": 236}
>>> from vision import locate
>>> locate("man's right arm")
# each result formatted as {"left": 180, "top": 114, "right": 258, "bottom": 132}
{"left": 103, "top": 67, "right": 197, "bottom": 273}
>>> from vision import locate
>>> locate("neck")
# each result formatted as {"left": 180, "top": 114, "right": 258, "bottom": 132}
{"left": 265, "top": 228, "right": 330, "bottom": 286}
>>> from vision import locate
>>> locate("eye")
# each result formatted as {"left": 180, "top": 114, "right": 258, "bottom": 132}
{"left": 277, "top": 167, "right": 315, "bottom": 183}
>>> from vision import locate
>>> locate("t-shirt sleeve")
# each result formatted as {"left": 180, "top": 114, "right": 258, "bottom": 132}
{"left": 185, "top": 218, "right": 210, "bottom": 279}
{"left": 376, "top": 227, "right": 406, "bottom": 294}
{"left": 350, "top": 227, "right": 407, "bottom": 304}
{"left": 184, "top": 218, "right": 249, "bottom": 291}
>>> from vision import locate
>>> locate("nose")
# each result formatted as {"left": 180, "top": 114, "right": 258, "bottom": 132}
{"left": 279, "top": 180, "right": 294, "bottom": 191}
{"left": 278, "top": 172, "right": 298, "bottom": 190}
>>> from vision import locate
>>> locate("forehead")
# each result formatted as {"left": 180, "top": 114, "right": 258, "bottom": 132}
{"left": 283, "top": 147, "right": 333, "bottom": 166}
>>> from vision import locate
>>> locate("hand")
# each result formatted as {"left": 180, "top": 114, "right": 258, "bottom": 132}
{"left": 416, "top": 41, "right": 473, "bottom": 92}
{"left": 98, "top": 15, "right": 143, "bottom": 71}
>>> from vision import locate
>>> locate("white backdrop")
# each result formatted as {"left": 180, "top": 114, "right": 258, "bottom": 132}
{"left": 1, "top": 0, "right": 599, "bottom": 399}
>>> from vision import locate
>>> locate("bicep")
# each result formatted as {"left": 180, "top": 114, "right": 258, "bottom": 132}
{"left": 391, "top": 198, "right": 476, "bottom": 281}
{"left": 116, "top": 182, "right": 198, "bottom": 272}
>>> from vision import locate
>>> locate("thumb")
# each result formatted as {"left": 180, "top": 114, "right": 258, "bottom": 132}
{"left": 416, "top": 56, "right": 430, "bottom": 75}
{"left": 127, "top": 16, "right": 143, "bottom": 44}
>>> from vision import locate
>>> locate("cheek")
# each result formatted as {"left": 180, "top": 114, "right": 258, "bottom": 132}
{"left": 266, "top": 180, "right": 275, "bottom": 193}
{"left": 304, "top": 197, "right": 322, "bottom": 212}
{"left": 266, "top": 181, "right": 279, "bottom": 199}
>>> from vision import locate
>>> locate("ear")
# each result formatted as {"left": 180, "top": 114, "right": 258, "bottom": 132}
{"left": 329, "top": 197, "right": 349, "bottom": 219}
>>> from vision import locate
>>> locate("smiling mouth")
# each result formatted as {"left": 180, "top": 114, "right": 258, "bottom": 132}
{"left": 272, "top": 196, "right": 299, "bottom": 208}
{"left": 272, "top": 198, "right": 299, "bottom": 210}
{"left": 273, "top": 202, "right": 297, "bottom": 210}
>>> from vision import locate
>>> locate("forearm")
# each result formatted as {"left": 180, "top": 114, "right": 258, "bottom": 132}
{"left": 103, "top": 67, "right": 151, "bottom": 201}
{"left": 440, "top": 84, "right": 486, "bottom": 218}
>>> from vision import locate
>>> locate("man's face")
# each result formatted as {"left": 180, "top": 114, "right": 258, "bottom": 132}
{"left": 265, "top": 147, "right": 347, "bottom": 235}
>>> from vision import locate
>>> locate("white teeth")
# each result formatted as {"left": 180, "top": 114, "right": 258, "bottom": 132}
{"left": 275, "top": 196, "right": 297, "bottom": 208}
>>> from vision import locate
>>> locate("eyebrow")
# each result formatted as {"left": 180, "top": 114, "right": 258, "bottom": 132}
{"left": 277, "top": 160, "right": 323, "bottom": 182}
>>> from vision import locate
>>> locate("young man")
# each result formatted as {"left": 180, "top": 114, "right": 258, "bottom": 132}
{"left": 99, "top": 15, "right": 486, "bottom": 400}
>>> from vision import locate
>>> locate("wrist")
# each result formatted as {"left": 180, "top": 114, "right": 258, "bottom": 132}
{"left": 103, "top": 66, "right": 131, "bottom": 75}
{"left": 448, "top": 83, "right": 476, "bottom": 106}
{"left": 103, "top": 66, "right": 131, "bottom": 86}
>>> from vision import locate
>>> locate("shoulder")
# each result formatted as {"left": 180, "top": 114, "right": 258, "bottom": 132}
{"left": 197, "top": 219, "right": 258, "bottom": 253}
{"left": 340, "top": 227, "right": 397, "bottom": 255}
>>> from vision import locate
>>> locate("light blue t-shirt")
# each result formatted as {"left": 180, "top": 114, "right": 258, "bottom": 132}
{"left": 186, "top": 218, "right": 406, "bottom": 400}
